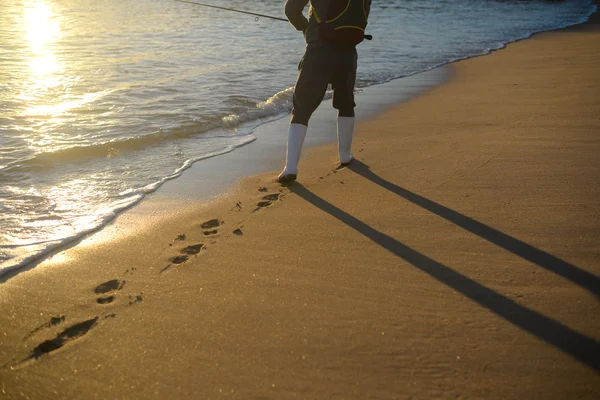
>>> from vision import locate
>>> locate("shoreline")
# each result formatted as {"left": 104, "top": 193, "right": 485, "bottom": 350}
{"left": 3, "top": 2, "right": 597, "bottom": 278}
{"left": 1, "top": 11, "right": 600, "bottom": 399}
{"left": 0, "top": 62, "right": 452, "bottom": 280}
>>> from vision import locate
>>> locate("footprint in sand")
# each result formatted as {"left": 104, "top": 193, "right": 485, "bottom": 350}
{"left": 94, "top": 279, "right": 125, "bottom": 304}
{"left": 16, "top": 277, "right": 136, "bottom": 366}
{"left": 160, "top": 257, "right": 187, "bottom": 273}
{"left": 200, "top": 219, "right": 222, "bottom": 229}
{"left": 200, "top": 218, "right": 223, "bottom": 236}
{"left": 94, "top": 279, "right": 125, "bottom": 294}
{"left": 181, "top": 244, "right": 204, "bottom": 255}
{"left": 170, "top": 243, "right": 204, "bottom": 264}
{"left": 233, "top": 228, "right": 243, "bottom": 236}
{"left": 256, "top": 201, "right": 271, "bottom": 209}
{"left": 262, "top": 193, "right": 280, "bottom": 201}
{"left": 27, "top": 317, "right": 99, "bottom": 360}
{"left": 23, "top": 315, "right": 66, "bottom": 340}
{"left": 96, "top": 295, "right": 115, "bottom": 304}
{"left": 160, "top": 243, "right": 204, "bottom": 274}
{"left": 254, "top": 193, "right": 281, "bottom": 211}
{"left": 169, "top": 255, "right": 189, "bottom": 264}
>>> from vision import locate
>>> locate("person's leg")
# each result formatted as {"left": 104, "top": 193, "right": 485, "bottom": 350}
{"left": 278, "top": 123, "right": 308, "bottom": 183}
{"left": 336, "top": 115, "right": 355, "bottom": 165}
{"left": 331, "top": 47, "right": 358, "bottom": 165}
{"left": 279, "top": 48, "right": 331, "bottom": 183}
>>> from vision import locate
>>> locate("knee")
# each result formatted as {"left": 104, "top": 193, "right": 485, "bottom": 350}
{"left": 337, "top": 108, "right": 355, "bottom": 118}
{"left": 291, "top": 113, "right": 310, "bottom": 126}
{"left": 333, "top": 95, "right": 356, "bottom": 118}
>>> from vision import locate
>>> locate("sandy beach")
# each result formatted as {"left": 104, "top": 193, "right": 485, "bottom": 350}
{"left": 1, "top": 15, "right": 600, "bottom": 400}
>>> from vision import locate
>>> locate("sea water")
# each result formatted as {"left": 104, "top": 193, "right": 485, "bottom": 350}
{"left": 0, "top": 0, "right": 596, "bottom": 276}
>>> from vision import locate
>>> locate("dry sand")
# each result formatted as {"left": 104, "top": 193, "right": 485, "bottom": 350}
{"left": 1, "top": 21, "right": 600, "bottom": 400}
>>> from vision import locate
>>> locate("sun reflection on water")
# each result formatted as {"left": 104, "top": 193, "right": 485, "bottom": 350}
{"left": 20, "top": 1, "right": 108, "bottom": 119}
{"left": 24, "top": 91, "right": 109, "bottom": 117}
{"left": 25, "top": 1, "right": 61, "bottom": 50}
{"left": 8, "top": 2, "right": 117, "bottom": 248}
{"left": 23, "top": 1, "right": 63, "bottom": 92}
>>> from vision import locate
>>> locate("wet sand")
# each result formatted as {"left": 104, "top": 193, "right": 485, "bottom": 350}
{"left": 1, "top": 19, "right": 599, "bottom": 400}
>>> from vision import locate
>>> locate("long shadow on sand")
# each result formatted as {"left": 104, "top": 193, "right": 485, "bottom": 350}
{"left": 348, "top": 160, "right": 600, "bottom": 298}
{"left": 289, "top": 182, "right": 600, "bottom": 372}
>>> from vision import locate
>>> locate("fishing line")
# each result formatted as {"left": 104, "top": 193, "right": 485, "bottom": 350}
{"left": 174, "top": 0, "right": 288, "bottom": 22}
{"left": 174, "top": 0, "right": 372, "bottom": 40}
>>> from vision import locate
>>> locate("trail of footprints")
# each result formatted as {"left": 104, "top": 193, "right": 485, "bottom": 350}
{"left": 12, "top": 166, "right": 354, "bottom": 368}
{"left": 12, "top": 187, "right": 284, "bottom": 367}
{"left": 13, "top": 270, "right": 142, "bottom": 367}
{"left": 161, "top": 218, "right": 223, "bottom": 273}
{"left": 161, "top": 187, "right": 284, "bottom": 272}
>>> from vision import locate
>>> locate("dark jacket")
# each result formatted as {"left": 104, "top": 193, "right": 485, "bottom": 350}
{"left": 284, "top": 0, "right": 333, "bottom": 47}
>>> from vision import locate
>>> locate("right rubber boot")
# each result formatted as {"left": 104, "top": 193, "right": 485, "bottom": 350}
{"left": 277, "top": 123, "right": 308, "bottom": 183}
{"left": 337, "top": 116, "right": 355, "bottom": 166}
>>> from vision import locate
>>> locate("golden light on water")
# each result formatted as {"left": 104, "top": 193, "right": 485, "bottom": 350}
{"left": 25, "top": 91, "right": 107, "bottom": 117}
{"left": 29, "top": 54, "right": 60, "bottom": 77}
{"left": 25, "top": 1, "right": 61, "bottom": 52}
{"left": 18, "top": 2, "right": 110, "bottom": 119}
{"left": 19, "top": 0, "right": 65, "bottom": 117}
{"left": 16, "top": 2, "right": 113, "bottom": 219}
{"left": 23, "top": 1, "right": 63, "bottom": 87}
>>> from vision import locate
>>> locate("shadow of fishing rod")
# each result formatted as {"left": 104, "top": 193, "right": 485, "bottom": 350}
{"left": 174, "top": 0, "right": 373, "bottom": 40}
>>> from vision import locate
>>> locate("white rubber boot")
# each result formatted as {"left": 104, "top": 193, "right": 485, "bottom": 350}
{"left": 278, "top": 123, "right": 308, "bottom": 183}
{"left": 337, "top": 116, "right": 355, "bottom": 165}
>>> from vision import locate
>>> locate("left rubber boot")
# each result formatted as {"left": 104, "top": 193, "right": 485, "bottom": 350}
{"left": 337, "top": 116, "right": 355, "bottom": 166}
{"left": 277, "top": 123, "right": 308, "bottom": 183}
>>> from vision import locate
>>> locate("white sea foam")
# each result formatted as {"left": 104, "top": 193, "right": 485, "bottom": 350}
{"left": 0, "top": 134, "right": 256, "bottom": 276}
{"left": 222, "top": 87, "right": 295, "bottom": 127}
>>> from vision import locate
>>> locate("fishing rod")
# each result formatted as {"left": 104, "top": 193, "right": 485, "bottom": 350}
{"left": 175, "top": 0, "right": 372, "bottom": 40}
{"left": 174, "top": 0, "right": 288, "bottom": 22}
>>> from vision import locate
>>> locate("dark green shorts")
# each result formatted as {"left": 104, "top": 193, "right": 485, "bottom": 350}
{"left": 291, "top": 45, "right": 357, "bottom": 125}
